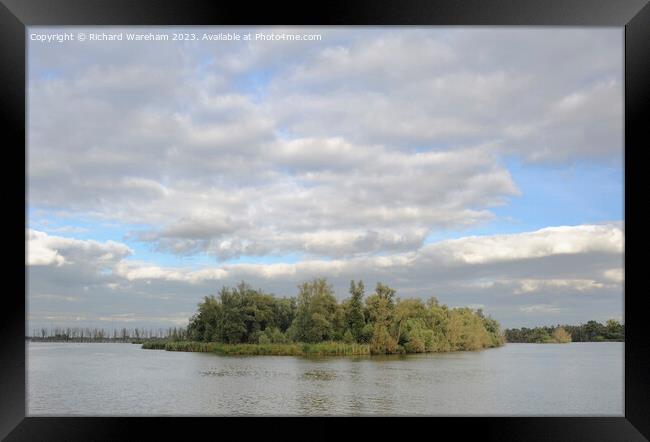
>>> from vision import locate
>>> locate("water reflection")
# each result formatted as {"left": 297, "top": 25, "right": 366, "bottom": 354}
{"left": 28, "top": 342, "right": 623, "bottom": 416}
{"left": 300, "top": 370, "right": 336, "bottom": 381}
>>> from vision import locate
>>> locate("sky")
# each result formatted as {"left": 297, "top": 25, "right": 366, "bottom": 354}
{"left": 26, "top": 27, "right": 624, "bottom": 331}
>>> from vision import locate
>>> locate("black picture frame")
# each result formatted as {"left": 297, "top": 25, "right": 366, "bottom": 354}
{"left": 2, "top": 0, "right": 648, "bottom": 440}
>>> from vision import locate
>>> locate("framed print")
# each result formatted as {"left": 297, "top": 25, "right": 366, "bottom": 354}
{"left": 2, "top": 0, "right": 649, "bottom": 440}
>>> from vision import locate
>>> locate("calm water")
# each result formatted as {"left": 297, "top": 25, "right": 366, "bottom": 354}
{"left": 27, "top": 342, "right": 623, "bottom": 416}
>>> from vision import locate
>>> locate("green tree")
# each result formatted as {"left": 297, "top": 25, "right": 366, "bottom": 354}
{"left": 359, "top": 323, "right": 374, "bottom": 343}
{"left": 273, "top": 297, "right": 297, "bottom": 332}
{"left": 217, "top": 285, "right": 249, "bottom": 343}
{"left": 482, "top": 315, "right": 505, "bottom": 346}
{"left": 291, "top": 278, "right": 338, "bottom": 342}
{"left": 346, "top": 280, "right": 366, "bottom": 342}
{"left": 184, "top": 279, "right": 507, "bottom": 354}
{"left": 366, "top": 282, "right": 398, "bottom": 354}
{"left": 393, "top": 298, "right": 427, "bottom": 344}
{"left": 258, "top": 333, "right": 271, "bottom": 344}
{"left": 584, "top": 320, "right": 605, "bottom": 341}
{"left": 343, "top": 329, "right": 355, "bottom": 344}
{"left": 187, "top": 294, "right": 222, "bottom": 341}
{"left": 605, "top": 319, "right": 624, "bottom": 340}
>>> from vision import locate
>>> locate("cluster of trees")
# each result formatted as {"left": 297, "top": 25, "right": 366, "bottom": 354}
{"left": 504, "top": 319, "right": 624, "bottom": 343}
{"left": 29, "top": 326, "right": 188, "bottom": 342}
{"left": 503, "top": 326, "right": 572, "bottom": 343}
{"left": 186, "top": 278, "right": 504, "bottom": 354}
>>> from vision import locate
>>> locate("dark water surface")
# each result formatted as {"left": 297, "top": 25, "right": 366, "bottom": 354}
{"left": 27, "top": 342, "right": 623, "bottom": 416}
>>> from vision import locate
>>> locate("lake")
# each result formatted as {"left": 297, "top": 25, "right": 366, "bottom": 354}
{"left": 27, "top": 342, "right": 623, "bottom": 416}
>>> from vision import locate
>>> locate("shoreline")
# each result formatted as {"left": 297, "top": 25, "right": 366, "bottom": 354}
{"left": 139, "top": 340, "right": 504, "bottom": 356}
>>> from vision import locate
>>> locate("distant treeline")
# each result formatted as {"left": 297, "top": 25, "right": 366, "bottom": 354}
{"left": 28, "top": 326, "right": 188, "bottom": 342}
{"left": 504, "top": 320, "right": 624, "bottom": 343}
{"left": 183, "top": 278, "right": 505, "bottom": 355}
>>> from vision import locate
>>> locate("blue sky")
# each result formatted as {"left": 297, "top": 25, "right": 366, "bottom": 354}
{"left": 26, "top": 27, "right": 624, "bottom": 329}
{"left": 423, "top": 158, "right": 623, "bottom": 243}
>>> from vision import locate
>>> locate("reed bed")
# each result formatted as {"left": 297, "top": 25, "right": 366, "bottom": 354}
{"left": 141, "top": 341, "right": 217, "bottom": 352}
{"left": 212, "top": 343, "right": 305, "bottom": 356}
{"left": 141, "top": 340, "right": 169, "bottom": 350}
{"left": 164, "top": 341, "right": 218, "bottom": 352}
{"left": 142, "top": 340, "right": 371, "bottom": 356}
{"left": 212, "top": 341, "right": 371, "bottom": 356}
{"left": 299, "top": 341, "right": 371, "bottom": 356}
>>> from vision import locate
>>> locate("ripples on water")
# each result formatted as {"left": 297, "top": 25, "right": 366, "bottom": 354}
{"left": 27, "top": 342, "right": 623, "bottom": 416}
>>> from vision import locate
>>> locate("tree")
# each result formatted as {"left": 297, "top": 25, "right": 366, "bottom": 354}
{"left": 366, "top": 282, "right": 398, "bottom": 354}
{"left": 392, "top": 298, "right": 427, "bottom": 344}
{"left": 346, "top": 280, "right": 366, "bottom": 342}
{"left": 605, "top": 319, "right": 624, "bottom": 341}
{"left": 187, "top": 294, "right": 222, "bottom": 341}
{"left": 505, "top": 320, "right": 623, "bottom": 343}
{"left": 265, "top": 327, "right": 288, "bottom": 344}
{"left": 187, "top": 282, "right": 291, "bottom": 344}
{"left": 217, "top": 282, "right": 268, "bottom": 343}
{"left": 359, "top": 323, "right": 374, "bottom": 343}
{"left": 365, "top": 283, "right": 395, "bottom": 324}
{"left": 291, "top": 278, "right": 338, "bottom": 342}
{"left": 343, "top": 329, "right": 355, "bottom": 344}
{"left": 425, "top": 300, "right": 451, "bottom": 351}
{"left": 370, "top": 325, "right": 399, "bottom": 354}
{"left": 482, "top": 315, "right": 504, "bottom": 346}
{"left": 552, "top": 327, "right": 572, "bottom": 343}
{"left": 181, "top": 279, "right": 506, "bottom": 354}
{"left": 273, "top": 297, "right": 297, "bottom": 332}
{"left": 258, "top": 334, "right": 271, "bottom": 345}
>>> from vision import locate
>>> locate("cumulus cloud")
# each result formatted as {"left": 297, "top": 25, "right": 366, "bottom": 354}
{"left": 267, "top": 28, "right": 622, "bottom": 160}
{"left": 111, "top": 223, "right": 624, "bottom": 284}
{"left": 26, "top": 27, "right": 623, "bottom": 329}
{"left": 26, "top": 229, "right": 132, "bottom": 267}
{"left": 512, "top": 279, "right": 607, "bottom": 295}
{"left": 426, "top": 224, "right": 623, "bottom": 265}
{"left": 27, "top": 230, "right": 66, "bottom": 266}
{"left": 32, "top": 135, "right": 518, "bottom": 259}
{"left": 28, "top": 27, "right": 621, "bottom": 260}
{"left": 27, "top": 224, "right": 623, "bottom": 328}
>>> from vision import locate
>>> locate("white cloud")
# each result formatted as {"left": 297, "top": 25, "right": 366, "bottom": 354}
{"left": 603, "top": 268, "right": 624, "bottom": 283}
{"left": 96, "top": 313, "right": 190, "bottom": 326}
{"left": 99, "top": 223, "right": 624, "bottom": 284}
{"left": 40, "top": 314, "right": 88, "bottom": 322}
{"left": 26, "top": 228, "right": 133, "bottom": 267}
{"left": 520, "top": 304, "right": 561, "bottom": 314}
{"left": 26, "top": 224, "right": 623, "bottom": 328}
{"left": 26, "top": 28, "right": 623, "bottom": 329}
{"left": 28, "top": 28, "right": 621, "bottom": 260}
{"left": 513, "top": 279, "right": 606, "bottom": 295}
{"left": 427, "top": 224, "right": 623, "bottom": 265}
{"left": 267, "top": 28, "right": 622, "bottom": 161}
{"left": 27, "top": 229, "right": 66, "bottom": 266}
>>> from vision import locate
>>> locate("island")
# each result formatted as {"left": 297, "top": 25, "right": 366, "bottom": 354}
{"left": 28, "top": 278, "right": 625, "bottom": 354}
{"left": 141, "top": 278, "right": 505, "bottom": 356}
